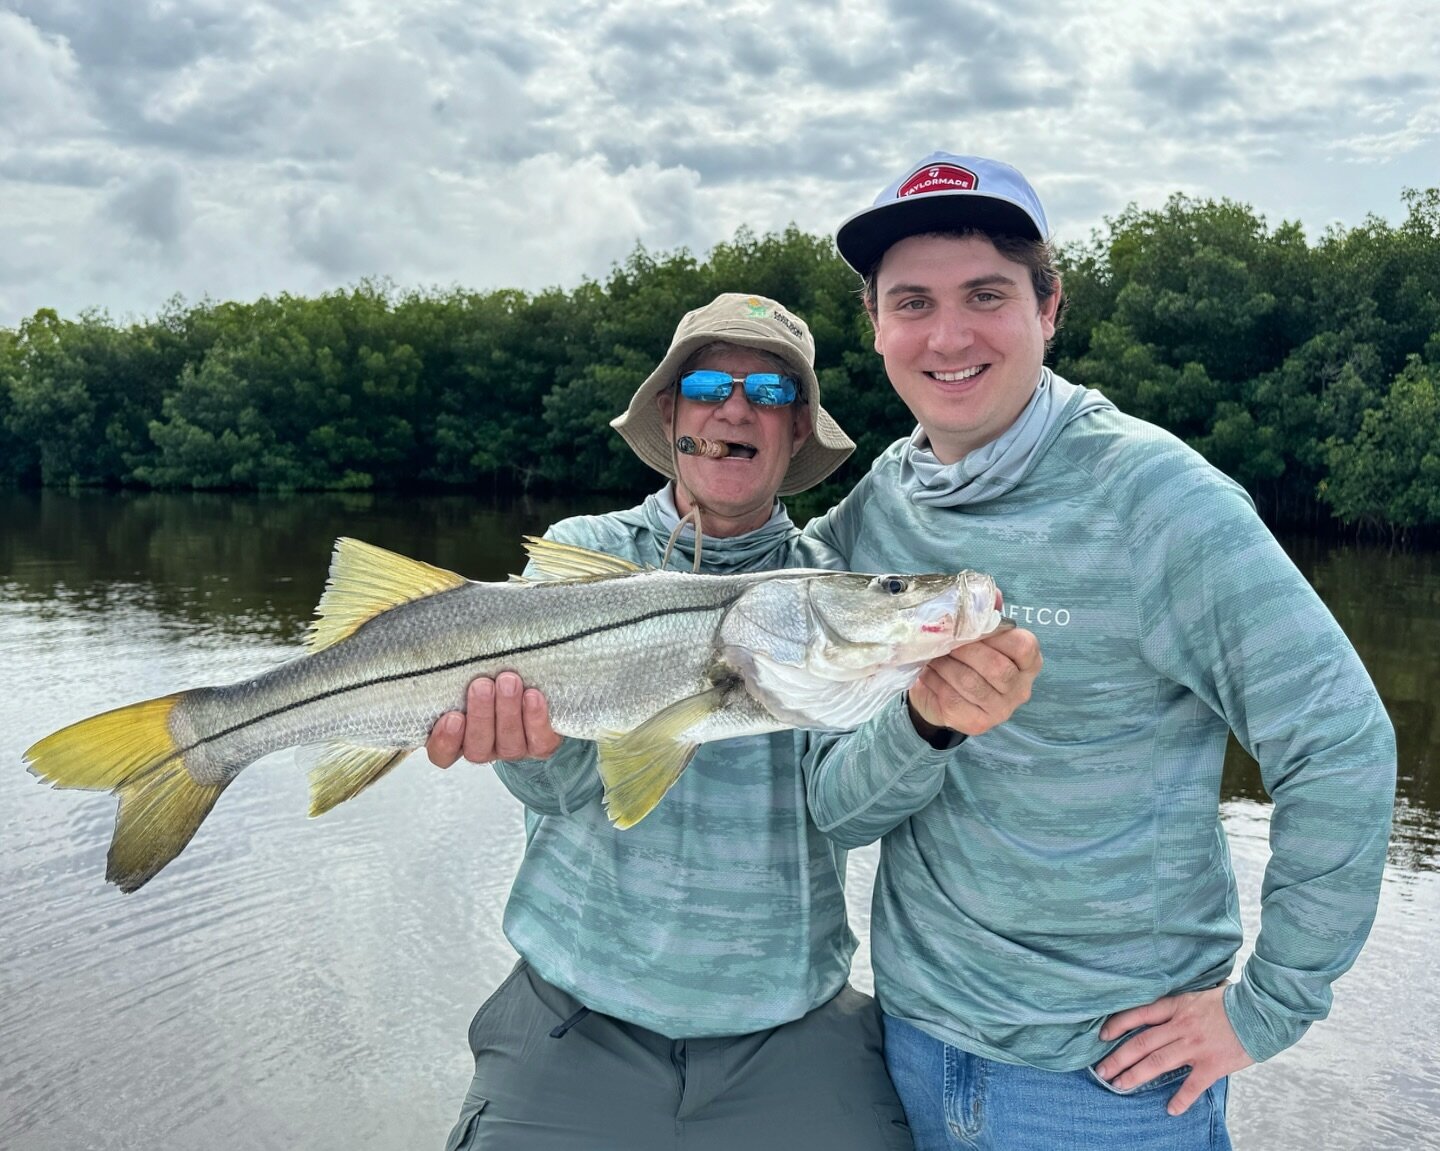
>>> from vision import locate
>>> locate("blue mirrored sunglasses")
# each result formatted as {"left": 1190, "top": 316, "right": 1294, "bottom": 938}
{"left": 678, "top": 369, "right": 800, "bottom": 407}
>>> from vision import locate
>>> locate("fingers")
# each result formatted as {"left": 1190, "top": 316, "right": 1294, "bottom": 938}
{"left": 522, "top": 688, "right": 564, "bottom": 759}
{"left": 487, "top": 674, "right": 526, "bottom": 761}
{"left": 1099, "top": 996, "right": 1178, "bottom": 1041}
{"left": 451, "top": 678, "right": 492, "bottom": 762}
{"left": 1095, "top": 1014, "right": 1173, "bottom": 1082}
{"left": 908, "top": 659, "right": 997, "bottom": 736}
{"left": 909, "top": 628, "right": 1040, "bottom": 736}
{"left": 425, "top": 711, "right": 465, "bottom": 768}
{"left": 1165, "top": 1067, "right": 1221, "bottom": 1116}
{"left": 1097, "top": 1033, "right": 1218, "bottom": 1116}
{"left": 981, "top": 623, "right": 1042, "bottom": 674}
{"left": 429, "top": 674, "right": 561, "bottom": 766}
{"left": 1094, "top": 988, "right": 1253, "bottom": 1115}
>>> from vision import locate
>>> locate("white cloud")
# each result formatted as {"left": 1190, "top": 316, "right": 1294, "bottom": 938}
{"left": 0, "top": 10, "right": 94, "bottom": 140}
{"left": 0, "top": 0, "right": 1437, "bottom": 326}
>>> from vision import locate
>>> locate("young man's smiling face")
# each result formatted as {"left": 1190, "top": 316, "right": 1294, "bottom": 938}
{"left": 655, "top": 345, "right": 812, "bottom": 537}
{"left": 870, "top": 232, "right": 1060, "bottom": 464}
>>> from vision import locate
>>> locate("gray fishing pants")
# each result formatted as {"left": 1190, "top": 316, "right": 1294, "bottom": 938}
{"left": 443, "top": 959, "right": 913, "bottom": 1151}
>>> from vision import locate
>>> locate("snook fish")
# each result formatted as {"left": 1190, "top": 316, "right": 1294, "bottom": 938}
{"left": 25, "top": 536, "right": 1006, "bottom": 892}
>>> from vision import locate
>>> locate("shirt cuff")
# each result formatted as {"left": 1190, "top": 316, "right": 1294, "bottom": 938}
{"left": 1223, "top": 969, "right": 1312, "bottom": 1064}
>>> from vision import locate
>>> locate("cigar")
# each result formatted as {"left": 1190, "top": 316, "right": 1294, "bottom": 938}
{"left": 676, "top": 436, "right": 729, "bottom": 458}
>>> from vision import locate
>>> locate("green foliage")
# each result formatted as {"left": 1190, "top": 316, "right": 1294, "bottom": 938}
{"left": 0, "top": 327, "right": 33, "bottom": 485}
{"left": 3, "top": 308, "right": 165, "bottom": 486}
{"left": 1323, "top": 357, "right": 1440, "bottom": 539}
{"left": 1055, "top": 187, "right": 1440, "bottom": 534}
{"left": 3, "top": 191, "right": 1440, "bottom": 537}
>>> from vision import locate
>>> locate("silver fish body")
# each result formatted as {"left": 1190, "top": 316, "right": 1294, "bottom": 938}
{"left": 25, "top": 537, "right": 1005, "bottom": 890}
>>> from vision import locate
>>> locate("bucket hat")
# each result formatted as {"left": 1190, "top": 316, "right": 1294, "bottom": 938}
{"left": 610, "top": 292, "right": 854, "bottom": 496}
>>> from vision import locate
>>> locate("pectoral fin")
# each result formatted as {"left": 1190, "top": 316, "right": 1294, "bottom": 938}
{"left": 306, "top": 743, "right": 410, "bottom": 816}
{"left": 597, "top": 687, "right": 726, "bottom": 829}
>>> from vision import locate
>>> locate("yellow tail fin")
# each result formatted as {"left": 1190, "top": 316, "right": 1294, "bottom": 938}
{"left": 24, "top": 694, "right": 226, "bottom": 893}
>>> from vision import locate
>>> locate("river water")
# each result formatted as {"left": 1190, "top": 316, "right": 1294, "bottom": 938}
{"left": 1, "top": 490, "right": 1436, "bottom": 1149}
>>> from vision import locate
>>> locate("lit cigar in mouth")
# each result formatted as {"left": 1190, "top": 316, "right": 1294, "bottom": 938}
{"left": 675, "top": 436, "right": 757, "bottom": 459}
{"left": 676, "top": 435, "right": 730, "bottom": 458}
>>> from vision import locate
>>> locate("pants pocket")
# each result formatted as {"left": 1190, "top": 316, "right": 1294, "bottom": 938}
{"left": 1085, "top": 1062, "right": 1189, "bottom": 1096}
{"left": 871, "top": 1102, "right": 916, "bottom": 1150}
{"left": 443, "top": 1094, "right": 489, "bottom": 1151}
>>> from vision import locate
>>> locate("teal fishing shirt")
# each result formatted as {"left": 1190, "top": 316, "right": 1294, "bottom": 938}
{"left": 802, "top": 381, "right": 1397, "bottom": 1070}
{"left": 493, "top": 490, "right": 854, "bottom": 1039}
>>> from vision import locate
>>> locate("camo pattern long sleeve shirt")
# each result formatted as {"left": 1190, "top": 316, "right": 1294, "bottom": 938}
{"left": 802, "top": 390, "right": 1396, "bottom": 1070}
{"left": 491, "top": 491, "right": 857, "bottom": 1039}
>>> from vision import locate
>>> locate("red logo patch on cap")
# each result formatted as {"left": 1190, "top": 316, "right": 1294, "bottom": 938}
{"left": 897, "top": 164, "right": 977, "bottom": 198}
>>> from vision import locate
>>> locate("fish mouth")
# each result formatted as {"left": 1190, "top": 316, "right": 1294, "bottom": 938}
{"left": 914, "top": 593, "right": 961, "bottom": 640}
{"left": 965, "top": 575, "right": 1003, "bottom": 636}
{"left": 919, "top": 612, "right": 956, "bottom": 637}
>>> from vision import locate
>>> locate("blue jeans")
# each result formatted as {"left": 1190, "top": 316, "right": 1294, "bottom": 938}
{"left": 883, "top": 1015, "right": 1231, "bottom": 1150}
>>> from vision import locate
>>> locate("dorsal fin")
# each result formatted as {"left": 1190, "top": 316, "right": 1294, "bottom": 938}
{"left": 520, "top": 536, "right": 644, "bottom": 583}
{"left": 305, "top": 538, "right": 468, "bottom": 652}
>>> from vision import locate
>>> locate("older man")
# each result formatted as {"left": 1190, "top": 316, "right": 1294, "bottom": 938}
{"left": 430, "top": 292, "right": 1040, "bottom": 1151}
{"left": 800, "top": 152, "right": 1396, "bottom": 1150}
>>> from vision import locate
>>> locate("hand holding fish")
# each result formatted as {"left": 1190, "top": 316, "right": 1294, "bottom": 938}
{"left": 906, "top": 624, "right": 1041, "bottom": 743}
{"left": 427, "top": 673, "right": 562, "bottom": 767}
{"left": 1095, "top": 985, "right": 1255, "bottom": 1114}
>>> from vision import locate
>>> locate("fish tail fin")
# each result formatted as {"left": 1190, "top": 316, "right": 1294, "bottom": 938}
{"left": 109, "top": 763, "right": 227, "bottom": 893}
{"left": 24, "top": 694, "right": 226, "bottom": 892}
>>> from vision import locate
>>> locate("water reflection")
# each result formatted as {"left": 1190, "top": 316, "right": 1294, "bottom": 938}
{"left": 0, "top": 488, "right": 616, "bottom": 640}
{"left": 1217, "top": 534, "right": 1440, "bottom": 872}
{"left": 2, "top": 490, "right": 1438, "bottom": 1150}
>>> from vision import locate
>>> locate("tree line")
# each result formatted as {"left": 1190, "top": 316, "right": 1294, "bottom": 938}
{"left": 3, "top": 189, "right": 1438, "bottom": 538}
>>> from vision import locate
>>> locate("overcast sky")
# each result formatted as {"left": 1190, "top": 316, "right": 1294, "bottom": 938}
{"left": 1, "top": 0, "right": 1436, "bottom": 327}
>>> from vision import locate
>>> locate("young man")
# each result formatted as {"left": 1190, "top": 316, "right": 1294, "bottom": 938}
{"left": 428, "top": 292, "right": 1041, "bottom": 1151}
{"left": 800, "top": 153, "right": 1397, "bottom": 1149}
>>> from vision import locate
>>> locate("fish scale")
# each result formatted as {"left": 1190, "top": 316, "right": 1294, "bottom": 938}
{"left": 24, "top": 536, "right": 1004, "bottom": 890}
{"left": 180, "top": 571, "right": 759, "bottom": 777}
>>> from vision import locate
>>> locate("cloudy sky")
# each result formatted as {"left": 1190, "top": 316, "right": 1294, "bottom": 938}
{"left": 1, "top": 0, "right": 1436, "bottom": 327}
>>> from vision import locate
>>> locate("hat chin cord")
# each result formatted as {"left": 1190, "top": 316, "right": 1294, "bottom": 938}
{"left": 662, "top": 398, "right": 706, "bottom": 573}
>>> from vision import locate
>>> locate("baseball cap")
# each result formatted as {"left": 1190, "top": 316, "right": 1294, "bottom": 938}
{"left": 610, "top": 292, "right": 854, "bottom": 496}
{"left": 835, "top": 152, "right": 1049, "bottom": 275}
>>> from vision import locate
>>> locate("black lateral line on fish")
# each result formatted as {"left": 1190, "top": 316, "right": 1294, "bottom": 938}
{"left": 160, "top": 598, "right": 741, "bottom": 771}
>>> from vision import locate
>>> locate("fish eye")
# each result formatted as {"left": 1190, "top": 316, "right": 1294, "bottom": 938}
{"left": 874, "top": 575, "right": 909, "bottom": 595}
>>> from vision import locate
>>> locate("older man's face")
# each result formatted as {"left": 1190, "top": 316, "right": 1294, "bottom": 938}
{"left": 656, "top": 346, "right": 812, "bottom": 538}
{"left": 871, "top": 232, "right": 1059, "bottom": 464}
